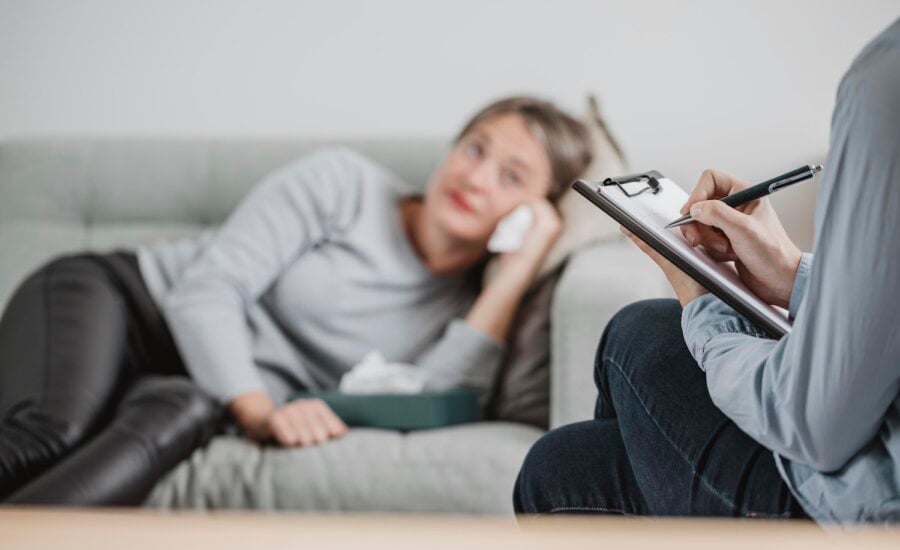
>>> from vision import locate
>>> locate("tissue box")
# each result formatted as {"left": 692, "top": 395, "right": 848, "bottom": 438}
{"left": 288, "top": 389, "right": 481, "bottom": 431}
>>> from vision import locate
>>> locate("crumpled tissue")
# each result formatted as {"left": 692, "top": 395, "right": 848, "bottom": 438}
{"left": 487, "top": 204, "right": 534, "bottom": 253}
{"left": 338, "top": 350, "right": 426, "bottom": 394}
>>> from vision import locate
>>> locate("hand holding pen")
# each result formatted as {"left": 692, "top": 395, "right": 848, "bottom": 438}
{"left": 670, "top": 166, "right": 820, "bottom": 308}
{"left": 666, "top": 165, "right": 822, "bottom": 228}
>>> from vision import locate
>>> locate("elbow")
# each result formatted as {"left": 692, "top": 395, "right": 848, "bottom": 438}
{"left": 800, "top": 431, "right": 861, "bottom": 473}
{"left": 160, "top": 285, "right": 187, "bottom": 319}
{"left": 160, "top": 289, "right": 178, "bottom": 318}
{"left": 161, "top": 277, "right": 247, "bottom": 318}
{"left": 788, "top": 424, "right": 860, "bottom": 473}
{"left": 159, "top": 281, "right": 211, "bottom": 324}
{"left": 793, "top": 403, "right": 883, "bottom": 473}
{"left": 802, "top": 451, "right": 851, "bottom": 474}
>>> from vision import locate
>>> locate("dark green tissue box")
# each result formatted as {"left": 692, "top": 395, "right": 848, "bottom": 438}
{"left": 288, "top": 389, "right": 480, "bottom": 431}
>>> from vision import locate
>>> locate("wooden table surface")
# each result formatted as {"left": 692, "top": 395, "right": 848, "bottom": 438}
{"left": 2, "top": 507, "right": 899, "bottom": 549}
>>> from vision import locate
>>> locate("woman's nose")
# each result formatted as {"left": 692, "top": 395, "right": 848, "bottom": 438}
{"left": 463, "top": 160, "right": 495, "bottom": 193}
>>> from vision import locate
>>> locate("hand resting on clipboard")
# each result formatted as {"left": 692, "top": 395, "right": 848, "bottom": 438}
{"left": 572, "top": 171, "right": 794, "bottom": 338}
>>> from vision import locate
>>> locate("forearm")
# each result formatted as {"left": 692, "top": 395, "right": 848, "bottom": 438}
{"left": 164, "top": 286, "right": 268, "bottom": 403}
{"left": 682, "top": 287, "right": 898, "bottom": 472}
{"left": 465, "top": 266, "right": 531, "bottom": 342}
{"left": 416, "top": 317, "right": 506, "bottom": 397}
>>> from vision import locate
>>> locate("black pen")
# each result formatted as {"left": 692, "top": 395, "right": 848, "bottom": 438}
{"left": 665, "top": 164, "right": 823, "bottom": 229}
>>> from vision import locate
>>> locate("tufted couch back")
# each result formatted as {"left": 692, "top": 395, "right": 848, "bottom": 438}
{"left": 0, "top": 138, "right": 447, "bottom": 310}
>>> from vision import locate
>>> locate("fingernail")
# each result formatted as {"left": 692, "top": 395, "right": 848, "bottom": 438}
{"left": 691, "top": 204, "right": 703, "bottom": 217}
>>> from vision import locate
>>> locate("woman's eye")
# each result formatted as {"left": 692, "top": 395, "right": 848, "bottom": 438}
{"left": 502, "top": 170, "right": 522, "bottom": 187}
{"left": 465, "top": 142, "right": 483, "bottom": 158}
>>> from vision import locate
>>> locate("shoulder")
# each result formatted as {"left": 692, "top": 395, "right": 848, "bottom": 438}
{"left": 256, "top": 146, "right": 406, "bottom": 205}
{"left": 299, "top": 146, "right": 372, "bottom": 170}
{"left": 271, "top": 147, "right": 414, "bottom": 231}
{"left": 293, "top": 147, "right": 408, "bottom": 189}
{"left": 838, "top": 19, "right": 900, "bottom": 111}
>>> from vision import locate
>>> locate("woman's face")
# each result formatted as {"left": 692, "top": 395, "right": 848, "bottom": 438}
{"left": 424, "top": 113, "right": 554, "bottom": 244}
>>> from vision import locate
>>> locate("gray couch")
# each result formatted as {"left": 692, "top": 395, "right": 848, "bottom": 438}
{"left": 0, "top": 138, "right": 668, "bottom": 514}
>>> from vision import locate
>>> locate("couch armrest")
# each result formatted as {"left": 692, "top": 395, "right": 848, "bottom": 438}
{"left": 549, "top": 238, "right": 672, "bottom": 429}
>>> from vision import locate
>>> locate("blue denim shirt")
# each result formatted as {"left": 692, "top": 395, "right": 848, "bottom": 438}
{"left": 680, "top": 19, "right": 900, "bottom": 524}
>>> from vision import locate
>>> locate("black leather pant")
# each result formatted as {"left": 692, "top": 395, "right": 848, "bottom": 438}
{"left": 0, "top": 252, "right": 222, "bottom": 505}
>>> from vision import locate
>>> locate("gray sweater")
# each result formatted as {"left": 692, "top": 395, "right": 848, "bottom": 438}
{"left": 137, "top": 148, "right": 505, "bottom": 405}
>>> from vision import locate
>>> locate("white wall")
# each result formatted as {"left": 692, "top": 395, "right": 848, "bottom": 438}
{"left": 1, "top": 0, "right": 898, "bottom": 248}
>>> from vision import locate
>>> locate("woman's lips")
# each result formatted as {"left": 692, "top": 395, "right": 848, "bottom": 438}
{"left": 449, "top": 190, "right": 475, "bottom": 213}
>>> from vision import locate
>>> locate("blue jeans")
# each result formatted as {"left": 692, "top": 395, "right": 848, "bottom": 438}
{"left": 513, "top": 299, "right": 808, "bottom": 519}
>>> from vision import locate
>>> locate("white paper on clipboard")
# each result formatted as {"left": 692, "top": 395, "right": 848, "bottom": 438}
{"left": 600, "top": 175, "right": 791, "bottom": 335}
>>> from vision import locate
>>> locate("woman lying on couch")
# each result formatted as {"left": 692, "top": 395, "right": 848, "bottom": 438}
{"left": 0, "top": 96, "right": 593, "bottom": 505}
{"left": 514, "top": 18, "right": 900, "bottom": 523}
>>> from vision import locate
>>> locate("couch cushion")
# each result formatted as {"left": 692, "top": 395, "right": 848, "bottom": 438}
{"left": 144, "top": 422, "right": 542, "bottom": 514}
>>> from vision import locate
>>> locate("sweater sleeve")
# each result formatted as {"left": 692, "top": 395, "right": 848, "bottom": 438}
{"left": 415, "top": 319, "right": 506, "bottom": 399}
{"left": 162, "top": 149, "right": 363, "bottom": 404}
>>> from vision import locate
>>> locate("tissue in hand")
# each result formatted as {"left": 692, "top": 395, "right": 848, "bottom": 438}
{"left": 487, "top": 204, "right": 534, "bottom": 253}
{"left": 338, "top": 350, "right": 425, "bottom": 394}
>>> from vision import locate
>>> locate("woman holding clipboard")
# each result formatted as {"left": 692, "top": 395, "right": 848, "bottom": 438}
{"left": 515, "top": 18, "right": 900, "bottom": 523}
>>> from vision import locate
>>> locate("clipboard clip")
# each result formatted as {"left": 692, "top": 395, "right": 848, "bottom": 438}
{"left": 601, "top": 171, "right": 663, "bottom": 198}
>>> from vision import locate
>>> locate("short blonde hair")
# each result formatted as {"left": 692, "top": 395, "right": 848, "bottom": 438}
{"left": 455, "top": 96, "right": 593, "bottom": 201}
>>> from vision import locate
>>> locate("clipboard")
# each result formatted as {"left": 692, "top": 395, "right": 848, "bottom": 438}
{"left": 573, "top": 171, "right": 791, "bottom": 338}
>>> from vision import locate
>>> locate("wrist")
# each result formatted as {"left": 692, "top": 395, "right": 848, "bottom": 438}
{"left": 487, "top": 261, "right": 533, "bottom": 296}
{"left": 229, "top": 391, "right": 276, "bottom": 440}
{"left": 673, "top": 275, "right": 709, "bottom": 307}
{"left": 776, "top": 247, "right": 804, "bottom": 308}
{"left": 467, "top": 262, "right": 532, "bottom": 342}
{"left": 676, "top": 286, "right": 710, "bottom": 308}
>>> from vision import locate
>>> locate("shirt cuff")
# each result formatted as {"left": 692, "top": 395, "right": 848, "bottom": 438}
{"left": 681, "top": 294, "right": 769, "bottom": 370}
{"left": 788, "top": 253, "right": 813, "bottom": 321}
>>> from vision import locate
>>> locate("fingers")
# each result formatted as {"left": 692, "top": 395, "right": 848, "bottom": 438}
{"left": 526, "top": 198, "right": 563, "bottom": 238}
{"left": 269, "top": 413, "right": 300, "bottom": 447}
{"left": 315, "top": 402, "right": 349, "bottom": 438}
{"left": 268, "top": 399, "right": 349, "bottom": 448}
{"left": 288, "top": 403, "right": 325, "bottom": 446}
{"left": 621, "top": 225, "right": 709, "bottom": 305}
{"left": 701, "top": 243, "right": 739, "bottom": 263}
{"left": 681, "top": 169, "right": 750, "bottom": 215}
{"left": 681, "top": 223, "right": 736, "bottom": 259}
{"left": 621, "top": 226, "right": 668, "bottom": 267}
{"left": 687, "top": 200, "right": 756, "bottom": 243}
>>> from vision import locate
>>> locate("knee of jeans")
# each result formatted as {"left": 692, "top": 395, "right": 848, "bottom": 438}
{"left": 515, "top": 429, "right": 566, "bottom": 514}
{"left": 594, "top": 299, "right": 682, "bottom": 389}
